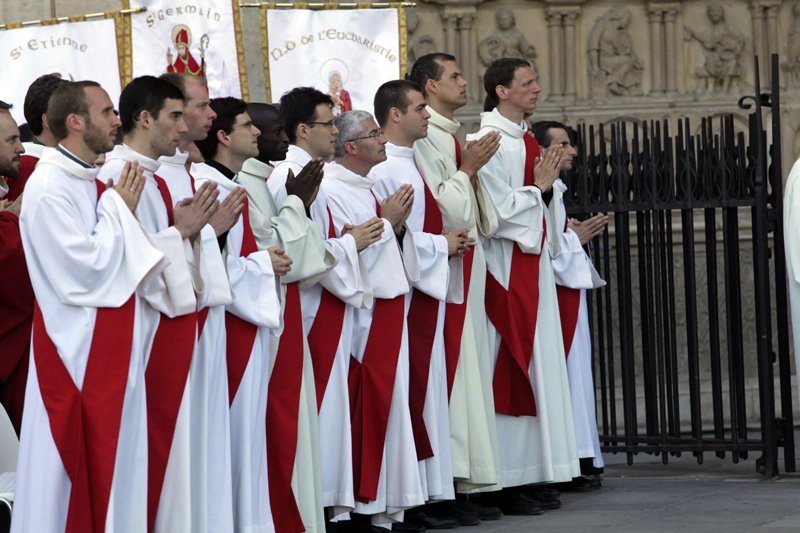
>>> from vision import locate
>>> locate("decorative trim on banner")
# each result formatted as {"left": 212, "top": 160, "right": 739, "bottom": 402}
{"left": 231, "top": 0, "right": 250, "bottom": 101}
{"left": 395, "top": 3, "right": 407, "bottom": 80}
{"left": 260, "top": 6, "right": 271, "bottom": 102}
{"left": 242, "top": 2, "right": 416, "bottom": 7}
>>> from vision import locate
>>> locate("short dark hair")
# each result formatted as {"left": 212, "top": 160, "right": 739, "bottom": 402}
{"left": 159, "top": 72, "right": 207, "bottom": 99}
{"left": 483, "top": 57, "right": 530, "bottom": 111}
{"left": 119, "top": 75, "right": 185, "bottom": 134}
{"left": 374, "top": 79, "right": 422, "bottom": 127}
{"left": 0, "top": 100, "right": 11, "bottom": 111}
{"left": 24, "top": 74, "right": 67, "bottom": 136}
{"left": 195, "top": 96, "right": 247, "bottom": 160}
{"left": 531, "top": 120, "right": 566, "bottom": 148}
{"left": 278, "top": 87, "right": 333, "bottom": 144}
{"left": 47, "top": 80, "right": 101, "bottom": 141}
{"left": 407, "top": 53, "right": 456, "bottom": 96}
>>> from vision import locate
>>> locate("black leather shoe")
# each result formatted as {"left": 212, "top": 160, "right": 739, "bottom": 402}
{"left": 497, "top": 491, "right": 543, "bottom": 516}
{"left": 527, "top": 485, "right": 561, "bottom": 500}
{"left": 404, "top": 509, "right": 459, "bottom": 530}
{"left": 430, "top": 501, "right": 481, "bottom": 526}
{"left": 391, "top": 522, "right": 426, "bottom": 533}
{"left": 454, "top": 495, "right": 503, "bottom": 521}
{"left": 550, "top": 477, "right": 593, "bottom": 492}
{"left": 521, "top": 492, "right": 561, "bottom": 510}
{"left": 588, "top": 477, "right": 603, "bottom": 489}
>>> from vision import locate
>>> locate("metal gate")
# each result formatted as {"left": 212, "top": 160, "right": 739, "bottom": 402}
{"left": 562, "top": 55, "right": 795, "bottom": 476}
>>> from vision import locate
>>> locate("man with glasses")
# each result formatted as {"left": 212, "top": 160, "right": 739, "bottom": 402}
{"left": 193, "top": 97, "right": 288, "bottom": 532}
{"left": 323, "top": 109, "right": 424, "bottom": 532}
{"left": 269, "top": 89, "right": 382, "bottom": 527}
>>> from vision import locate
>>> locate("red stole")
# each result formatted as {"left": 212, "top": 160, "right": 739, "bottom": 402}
{"left": 307, "top": 208, "right": 347, "bottom": 410}
{"left": 555, "top": 213, "right": 581, "bottom": 358}
{"left": 349, "top": 196, "right": 405, "bottom": 502}
{"left": 224, "top": 198, "right": 260, "bottom": 405}
{"left": 266, "top": 282, "right": 305, "bottom": 532}
{"left": 146, "top": 174, "right": 198, "bottom": 531}
{"left": 443, "top": 134, "right": 471, "bottom": 399}
{"left": 484, "top": 133, "right": 542, "bottom": 417}
{"left": 406, "top": 180, "right": 443, "bottom": 460}
{"left": 32, "top": 179, "right": 136, "bottom": 532}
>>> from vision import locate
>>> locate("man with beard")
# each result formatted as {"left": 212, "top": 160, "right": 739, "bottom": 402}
{"left": 157, "top": 73, "right": 244, "bottom": 532}
{"left": 12, "top": 81, "right": 168, "bottom": 533}
{"left": 532, "top": 120, "right": 608, "bottom": 489}
{"left": 269, "top": 88, "right": 380, "bottom": 526}
{"left": 408, "top": 53, "right": 502, "bottom": 521}
{"left": 0, "top": 101, "right": 29, "bottom": 436}
{"left": 192, "top": 97, "right": 288, "bottom": 533}
{"left": 236, "top": 102, "right": 336, "bottom": 533}
{"left": 98, "top": 75, "right": 219, "bottom": 533}
{"left": 471, "top": 58, "right": 580, "bottom": 513}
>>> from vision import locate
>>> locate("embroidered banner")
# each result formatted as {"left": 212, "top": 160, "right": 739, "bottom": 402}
{"left": 261, "top": 6, "right": 405, "bottom": 111}
{"left": 127, "top": 0, "right": 248, "bottom": 99}
{"left": 0, "top": 18, "right": 121, "bottom": 124}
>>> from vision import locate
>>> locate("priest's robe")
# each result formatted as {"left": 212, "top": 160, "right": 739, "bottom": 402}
{"left": 238, "top": 157, "right": 336, "bottom": 533}
{"left": 269, "top": 145, "right": 371, "bottom": 521}
{"left": 191, "top": 161, "right": 282, "bottom": 533}
{"left": 322, "top": 161, "right": 424, "bottom": 523}
{"left": 471, "top": 109, "right": 580, "bottom": 487}
{"left": 550, "top": 178, "right": 606, "bottom": 470}
{"left": 783, "top": 158, "right": 800, "bottom": 411}
{"left": 12, "top": 147, "right": 168, "bottom": 533}
{"left": 413, "top": 106, "right": 501, "bottom": 492}
{"left": 156, "top": 149, "right": 236, "bottom": 532}
{"left": 100, "top": 145, "right": 204, "bottom": 533}
{"left": 369, "top": 142, "right": 459, "bottom": 502}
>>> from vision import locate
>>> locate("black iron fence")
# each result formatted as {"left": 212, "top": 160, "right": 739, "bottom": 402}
{"left": 562, "top": 55, "right": 795, "bottom": 476}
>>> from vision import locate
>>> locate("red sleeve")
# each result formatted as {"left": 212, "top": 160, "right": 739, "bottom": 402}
{"left": 0, "top": 212, "right": 34, "bottom": 382}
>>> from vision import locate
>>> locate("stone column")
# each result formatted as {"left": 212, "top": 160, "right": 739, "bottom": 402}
{"left": 749, "top": 1, "right": 767, "bottom": 87}
{"left": 441, "top": 12, "right": 459, "bottom": 57}
{"left": 563, "top": 9, "right": 580, "bottom": 98}
{"left": 648, "top": 6, "right": 665, "bottom": 93}
{"left": 458, "top": 12, "right": 478, "bottom": 99}
{"left": 663, "top": 6, "right": 679, "bottom": 93}
{"left": 545, "top": 9, "right": 564, "bottom": 97}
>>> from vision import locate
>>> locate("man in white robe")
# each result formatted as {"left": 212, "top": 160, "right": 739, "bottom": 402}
{"left": 408, "top": 53, "right": 503, "bottom": 519}
{"left": 532, "top": 121, "right": 608, "bottom": 485}
{"left": 322, "top": 109, "right": 424, "bottom": 530}
{"left": 192, "top": 97, "right": 286, "bottom": 533}
{"left": 98, "top": 76, "right": 220, "bottom": 533}
{"left": 784, "top": 158, "right": 800, "bottom": 431}
{"left": 238, "top": 102, "right": 339, "bottom": 533}
{"left": 13, "top": 80, "right": 168, "bottom": 533}
{"left": 369, "top": 80, "right": 474, "bottom": 528}
{"left": 269, "top": 88, "right": 379, "bottom": 524}
{"left": 157, "top": 73, "right": 245, "bottom": 533}
{"left": 471, "top": 58, "right": 580, "bottom": 511}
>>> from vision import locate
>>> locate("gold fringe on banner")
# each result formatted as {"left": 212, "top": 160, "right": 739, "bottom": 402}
{"left": 394, "top": 2, "right": 407, "bottom": 79}
{"left": 232, "top": 0, "right": 250, "bottom": 101}
{"left": 260, "top": 6, "right": 272, "bottom": 102}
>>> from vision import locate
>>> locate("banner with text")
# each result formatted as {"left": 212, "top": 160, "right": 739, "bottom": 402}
{"left": 128, "top": 0, "right": 248, "bottom": 99}
{"left": 264, "top": 8, "right": 401, "bottom": 112}
{"left": 0, "top": 18, "right": 121, "bottom": 124}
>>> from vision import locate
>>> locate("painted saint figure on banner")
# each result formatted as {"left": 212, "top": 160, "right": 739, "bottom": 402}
{"left": 327, "top": 70, "right": 352, "bottom": 115}
{"left": 166, "top": 24, "right": 208, "bottom": 77}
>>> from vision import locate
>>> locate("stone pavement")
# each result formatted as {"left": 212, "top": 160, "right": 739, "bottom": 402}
{"left": 474, "top": 449, "right": 800, "bottom": 533}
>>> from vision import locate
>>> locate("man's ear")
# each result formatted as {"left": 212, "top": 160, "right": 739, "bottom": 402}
{"left": 296, "top": 123, "right": 309, "bottom": 141}
{"left": 425, "top": 78, "right": 438, "bottom": 96}
{"left": 216, "top": 128, "right": 231, "bottom": 148}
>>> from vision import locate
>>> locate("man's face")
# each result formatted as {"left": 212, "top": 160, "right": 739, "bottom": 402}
{"left": 348, "top": 118, "right": 387, "bottom": 168}
{"left": 82, "top": 86, "right": 122, "bottom": 155}
{"left": 0, "top": 111, "right": 23, "bottom": 178}
{"left": 227, "top": 112, "right": 261, "bottom": 159}
{"left": 432, "top": 60, "right": 468, "bottom": 108}
{"left": 148, "top": 98, "right": 188, "bottom": 157}
{"left": 306, "top": 103, "right": 338, "bottom": 159}
{"left": 254, "top": 109, "right": 289, "bottom": 162}
{"left": 505, "top": 66, "right": 541, "bottom": 113}
{"left": 399, "top": 89, "right": 430, "bottom": 142}
{"left": 182, "top": 78, "right": 216, "bottom": 142}
{"left": 546, "top": 127, "right": 578, "bottom": 171}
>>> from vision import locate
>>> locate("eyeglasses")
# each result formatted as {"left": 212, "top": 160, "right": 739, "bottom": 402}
{"left": 305, "top": 120, "right": 335, "bottom": 128}
{"left": 346, "top": 129, "right": 384, "bottom": 142}
{"left": 232, "top": 120, "right": 255, "bottom": 130}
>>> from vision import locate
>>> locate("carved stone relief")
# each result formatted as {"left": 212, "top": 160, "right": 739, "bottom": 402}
{"left": 782, "top": 1, "right": 800, "bottom": 84}
{"left": 684, "top": 3, "right": 746, "bottom": 94}
{"left": 406, "top": 10, "right": 437, "bottom": 66}
{"left": 477, "top": 8, "right": 537, "bottom": 70}
{"left": 587, "top": 6, "right": 644, "bottom": 97}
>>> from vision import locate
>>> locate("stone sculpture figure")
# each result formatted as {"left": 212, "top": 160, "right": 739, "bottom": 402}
{"left": 684, "top": 3, "right": 745, "bottom": 94}
{"left": 783, "top": 1, "right": 800, "bottom": 83}
{"left": 587, "top": 6, "right": 644, "bottom": 97}
{"left": 407, "top": 10, "right": 437, "bottom": 65}
{"left": 478, "top": 8, "right": 537, "bottom": 70}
